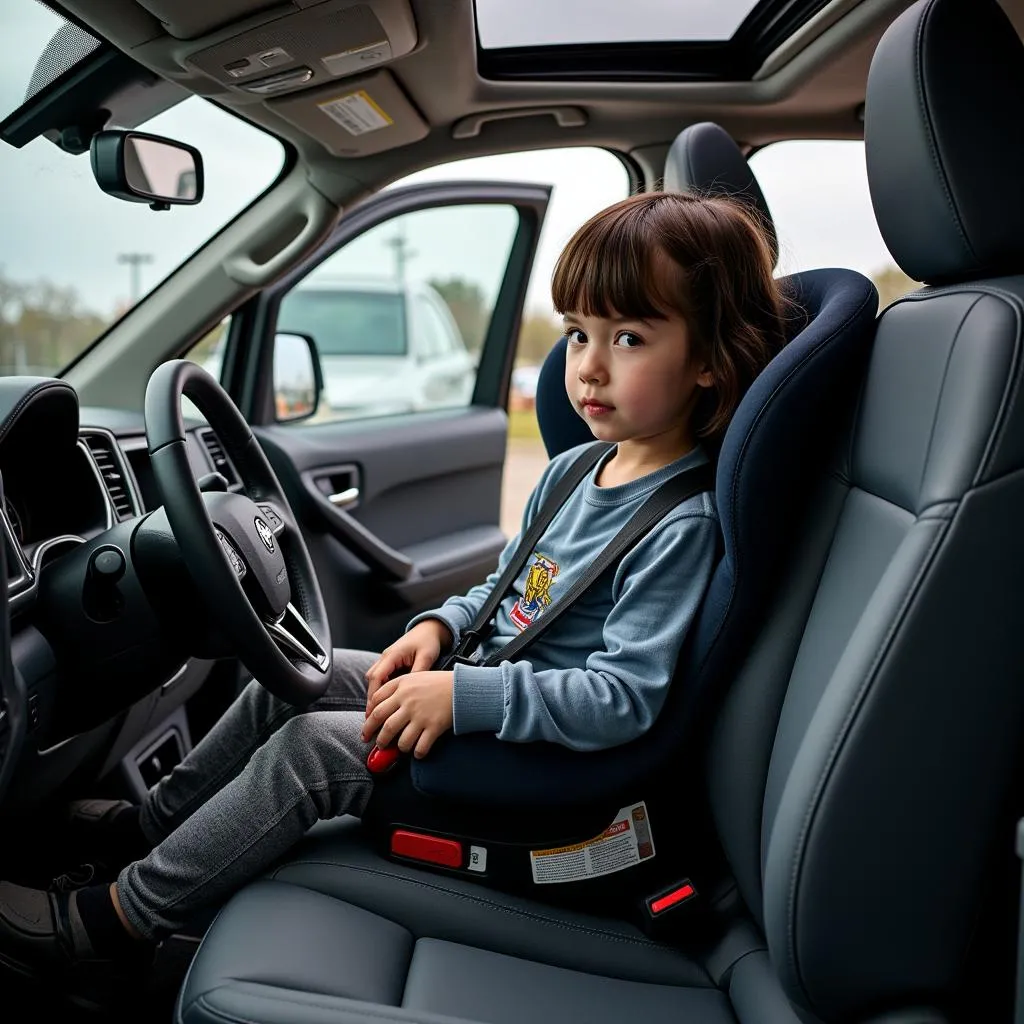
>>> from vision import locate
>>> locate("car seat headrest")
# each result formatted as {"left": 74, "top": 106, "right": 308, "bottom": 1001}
{"left": 663, "top": 121, "right": 778, "bottom": 267}
{"left": 865, "top": 0, "right": 1024, "bottom": 283}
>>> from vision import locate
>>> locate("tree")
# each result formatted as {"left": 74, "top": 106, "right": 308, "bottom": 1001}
{"left": 428, "top": 277, "right": 489, "bottom": 354}
{"left": 0, "top": 266, "right": 109, "bottom": 374}
{"left": 870, "top": 265, "right": 920, "bottom": 309}
{"left": 515, "top": 311, "right": 562, "bottom": 367}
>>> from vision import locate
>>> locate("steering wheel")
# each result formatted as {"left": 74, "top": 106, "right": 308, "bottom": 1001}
{"left": 0, "top": 471, "right": 25, "bottom": 805}
{"left": 144, "top": 360, "right": 333, "bottom": 705}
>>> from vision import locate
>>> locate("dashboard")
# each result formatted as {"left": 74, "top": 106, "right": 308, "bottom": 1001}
{"left": 2, "top": 409, "right": 240, "bottom": 613}
{"left": 0, "top": 385, "right": 247, "bottom": 811}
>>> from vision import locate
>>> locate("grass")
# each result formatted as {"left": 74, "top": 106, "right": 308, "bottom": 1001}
{"left": 507, "top": 406, "right": 543, "bottom": 441}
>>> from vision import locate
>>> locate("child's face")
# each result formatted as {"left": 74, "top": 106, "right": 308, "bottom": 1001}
{"left": 561, "top": 310, "right": 712, "bottom": 449}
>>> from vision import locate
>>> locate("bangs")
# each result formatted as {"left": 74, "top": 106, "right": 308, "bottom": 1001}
{"left": 551, "top": 200, "right": 689, "bottom": 321}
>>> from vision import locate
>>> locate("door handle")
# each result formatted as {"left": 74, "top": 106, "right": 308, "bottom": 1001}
{"left": 327, "top": 487, "right": 360, "bottom": 509}
{"left": 301, "top": 470, "right": 414, "bottom": 582}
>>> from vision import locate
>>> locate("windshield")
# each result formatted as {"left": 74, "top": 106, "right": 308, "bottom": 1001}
{"left": 279, "top": 289, "right": 409, "bottom": 357}
{"left": 0, "top": 2, "right": 285, "bottom": 377}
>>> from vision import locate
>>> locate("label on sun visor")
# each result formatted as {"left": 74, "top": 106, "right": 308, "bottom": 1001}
{"left": 318, "top": 90, "right": 394, "bottom": 135}
{"left": 529, "top": 802, "right": 655, "bottom": 885}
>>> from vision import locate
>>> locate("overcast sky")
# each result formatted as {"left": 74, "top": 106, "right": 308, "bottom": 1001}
{"left": 475, "top": 0, "right": 760, "bottom": 47}
{"left": 0, "top": 1, "right": 897, "bottom": 332}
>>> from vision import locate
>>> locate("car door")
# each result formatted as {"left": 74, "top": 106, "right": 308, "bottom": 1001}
{"left": 223, "top": 181, "right": 551, "bottom": 654}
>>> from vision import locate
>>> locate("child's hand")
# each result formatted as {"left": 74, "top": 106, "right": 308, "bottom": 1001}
{"left": 361, "top": 670, "right": 454, "bottom": 759}
{"left": 365, "top": 619, "right": 452, "bottom": 710}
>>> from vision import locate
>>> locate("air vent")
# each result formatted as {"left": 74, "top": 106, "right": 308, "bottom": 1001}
{"left": 199, "top": 429, "right": 240, "bottom": 487}
{"left": 83, "top": 433, "right": 136, "bottom": 522}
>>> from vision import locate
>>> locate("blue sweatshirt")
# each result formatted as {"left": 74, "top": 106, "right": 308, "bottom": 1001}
{"left": 407, "top": 442, "right": 719, "bottom": 751}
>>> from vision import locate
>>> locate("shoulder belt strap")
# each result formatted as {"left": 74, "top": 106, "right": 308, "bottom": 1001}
{"left": 447, "top": 442, "right": 613, "bottom": 659}
{"left": 482, "top": 460, "right": 715, "bottom": 667}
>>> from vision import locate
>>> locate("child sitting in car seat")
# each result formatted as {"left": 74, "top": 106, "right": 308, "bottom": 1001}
{"left": 0, "top": 190, "right": 788, "bottom": 976}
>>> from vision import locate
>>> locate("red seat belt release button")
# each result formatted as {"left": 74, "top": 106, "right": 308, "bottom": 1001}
{"left": 391, "top": 830, "right": 463, "bottom": 868}
{"left": 366, "top": 745, "right": 402, "bottom": 774}
{"left": 648, "top": 880, "right": 697, "bottom": 915}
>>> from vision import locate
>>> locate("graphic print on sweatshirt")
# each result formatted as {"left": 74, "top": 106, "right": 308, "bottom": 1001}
{"left": 509, "top": 552, "right": 560, "bottom": 630}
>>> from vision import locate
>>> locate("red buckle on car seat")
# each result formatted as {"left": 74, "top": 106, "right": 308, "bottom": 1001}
{"left": 648, "top": 881, "right": 697, "bottom": 915}
{"left": 390, "top": 829, "right": 463, "bottom": 868}
{"left": 636, "top": 878, "right": 701, "bottom": 939}
{"left": 366, "top": 745, "right": 402, "bottom": 774}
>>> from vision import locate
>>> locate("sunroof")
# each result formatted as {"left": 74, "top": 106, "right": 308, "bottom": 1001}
{"left": 475, "top": 0, "right": 762, "bottom": 49}
{"left": 474, "top": 0, "right": 833, "bottom": 83}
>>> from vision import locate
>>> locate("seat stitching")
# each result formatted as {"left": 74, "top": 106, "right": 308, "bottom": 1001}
{"left": 270, "top": 859, "right": 679, "bottom": 953}
{"left": 785, "top": 518, "right": 947, "bottom": 1009}
{"left": 914, "top": 295, "right": 984, "bottom": 505}
{"left": 192, "top": 994, "right": 260, "bottom": 1024}
{"left": 194, "top": 987, "right": 476, "bottom": 1024}
{"left": 880, "top": 284, "right": 1024, "bottom": 485}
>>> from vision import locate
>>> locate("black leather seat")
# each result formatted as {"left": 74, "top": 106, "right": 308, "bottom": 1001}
{"left": 177, "top": 0, "right": 1024, "bottom": 1020}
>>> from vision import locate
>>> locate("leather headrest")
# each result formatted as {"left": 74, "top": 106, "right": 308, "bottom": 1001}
{"left": 865, "top": 0, "right": 1024, "bottom": 283}
{"left": 663, "top": 121, "right": 778, "bottom": 267}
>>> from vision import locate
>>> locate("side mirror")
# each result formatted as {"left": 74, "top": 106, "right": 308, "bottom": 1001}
{"left": 90, "top": 130, "right": 204, "bottom": 211}
{"left": 273, "top": 332, "right": 323, "bottom": 423}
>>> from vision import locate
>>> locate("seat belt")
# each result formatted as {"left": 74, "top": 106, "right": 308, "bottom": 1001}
{"left": 436, "top": 442, "right": 611, "bottom": 668}
{"left": 481, "top": 460, "right": 714, "bottom": 666}
{"left": 440, "top": 445, "right": 715, "bottom": 670}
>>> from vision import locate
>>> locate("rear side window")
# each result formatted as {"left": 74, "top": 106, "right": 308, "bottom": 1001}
{"left": 749, "top": 140, "right": 913, "bottom": 307}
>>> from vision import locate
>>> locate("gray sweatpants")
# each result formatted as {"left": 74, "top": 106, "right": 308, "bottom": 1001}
{"left": 116, "top": 649, "right": 378, "bottom": 940}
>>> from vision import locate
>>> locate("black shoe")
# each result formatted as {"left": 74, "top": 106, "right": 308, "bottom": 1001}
{"left": 64, "top": 798, "right": 149, "bottom": 872}
{"left": 0, "top": 881, "right": 99, "bottom": 972}
{"left": 51, "top": 863, "right": 106, "bottom": 893}
{"left": 0, "top": 879, "right": 154, "bottom": 1004}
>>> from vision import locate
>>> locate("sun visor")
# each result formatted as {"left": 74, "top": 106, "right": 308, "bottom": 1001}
{"left": 267, "top": 68, "right": 427, "bottom": 156}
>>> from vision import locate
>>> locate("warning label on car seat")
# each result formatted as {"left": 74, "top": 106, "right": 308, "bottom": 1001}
{"left": 529, "top": 802, "right": 655, "bottom": 885}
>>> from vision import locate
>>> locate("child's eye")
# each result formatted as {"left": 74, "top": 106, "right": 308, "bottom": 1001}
{"left": 615, "top": 331, "right": 643, "bottom": 348}
{"left": 565, "top": 328, "right": 586, "bottom": 345}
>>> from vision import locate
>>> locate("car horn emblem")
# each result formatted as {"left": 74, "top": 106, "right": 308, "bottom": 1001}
{"left": 254, "top": 517, "right": 275, "bottom": 553}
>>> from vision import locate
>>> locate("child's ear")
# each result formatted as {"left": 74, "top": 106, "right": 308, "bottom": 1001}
{"left": 696, "top": 366, "right": 714, "bottom": 388}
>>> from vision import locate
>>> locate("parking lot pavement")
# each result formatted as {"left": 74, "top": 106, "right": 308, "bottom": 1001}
{"left": 501, "top": 438, "right": 549, "bottom": 537}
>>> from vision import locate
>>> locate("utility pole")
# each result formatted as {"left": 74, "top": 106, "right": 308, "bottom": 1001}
{"left": 117, "top": 252, "right": 154, "bottom": 304}
{"left": 384, "top": 225, "right": 416, "bottom": 284}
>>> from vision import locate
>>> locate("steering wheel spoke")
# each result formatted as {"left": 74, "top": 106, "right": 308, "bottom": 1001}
{"left": 214, "top": 528, "right": 248, "bottom": 581}
{"left": 266, "top": 603, "right": 330, "bottom": 672}
{"left": 256, "top": 502, "right": 288, "bottom": 537}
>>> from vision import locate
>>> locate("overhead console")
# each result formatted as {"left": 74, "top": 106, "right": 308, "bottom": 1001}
{"left": 168, "top": 0, "right": 426, "bottom": 155}
{"left": 31, "top": 0, "right": 431, "bottom": 165}
{"left": 179, "top": 0, "right": 416, "bottom": 88}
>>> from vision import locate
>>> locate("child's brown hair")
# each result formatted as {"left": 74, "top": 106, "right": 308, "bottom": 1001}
{"left": 551, "top": 191, "right": 790, "bottom": 442}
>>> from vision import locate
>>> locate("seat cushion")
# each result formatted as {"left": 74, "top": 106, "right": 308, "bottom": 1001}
{"left": 177, "top": 819, "right": 737, "bottom": 1024}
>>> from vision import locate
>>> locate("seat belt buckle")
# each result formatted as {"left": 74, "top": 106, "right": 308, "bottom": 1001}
{"left": 435, "top": 630, "right": 488, "bottom": 670}
{"left": 438, "top": 655, "right": 480, "bottom": 670}
{"left": 637, "top": 879, "right": 700, "bottom": 938}
{"left": 366, "top": 744, "right": 402, "bottom": 775}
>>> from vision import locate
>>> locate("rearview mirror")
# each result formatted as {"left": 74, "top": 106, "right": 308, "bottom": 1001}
{"left": 90, "top": 130, "right": 204, "bottom": 211}
{"left": 274, "top": 332, "right": 324, "bottom": 423}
